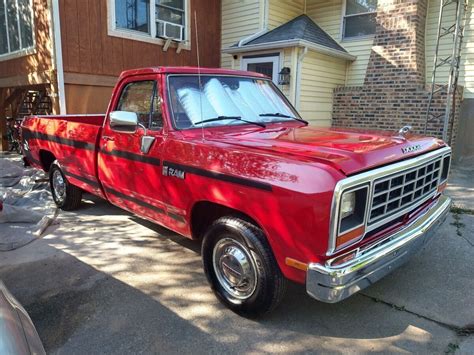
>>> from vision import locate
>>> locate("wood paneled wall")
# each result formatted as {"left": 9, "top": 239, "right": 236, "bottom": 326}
{"left": 59, "top": 0, "right": 221, "bottom": 77}
{"left": 0, "top": 0, "right": 53, "bottom": 80}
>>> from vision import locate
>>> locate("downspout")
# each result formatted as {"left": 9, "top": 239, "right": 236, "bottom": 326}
{"left": 263, "top": 0, "right": 269, "bottom": 30}
{"left": 50, "top": 0, "right": 66, "bottom": 114}
{"left": 295, "top": 46, "right": 308, "bottom": 110}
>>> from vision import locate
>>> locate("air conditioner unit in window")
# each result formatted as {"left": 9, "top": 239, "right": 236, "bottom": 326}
{"left": 157, "top": 21, "right": 184, "bottom": 42}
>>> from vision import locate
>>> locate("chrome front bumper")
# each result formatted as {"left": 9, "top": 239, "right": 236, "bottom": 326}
{"left": 306, "top": 195, "right": 451, "bottom": 303}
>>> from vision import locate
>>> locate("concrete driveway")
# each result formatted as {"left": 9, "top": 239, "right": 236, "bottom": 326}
{"left": 1, "top": 163, "right": 473, "bottom": 354}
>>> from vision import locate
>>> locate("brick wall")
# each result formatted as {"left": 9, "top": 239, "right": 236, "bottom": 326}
{"left": 332, "top": 0, "right": 462, "bottom": 146}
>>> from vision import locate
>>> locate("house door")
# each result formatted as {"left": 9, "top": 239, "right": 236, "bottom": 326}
{"left": 242, "top": 54, "right": 280, "bottom": 84}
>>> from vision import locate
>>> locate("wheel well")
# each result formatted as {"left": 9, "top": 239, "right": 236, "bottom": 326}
{"left": 39, "top": 150, "right": 56, "bottom": 172}
{"left": 190, "top": 201, "right": 261, "bottom": 240}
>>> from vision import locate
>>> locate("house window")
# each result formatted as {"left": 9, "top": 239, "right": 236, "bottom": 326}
{"left": 156, "top": 0, "right": 185, "bottom": 41}
{"left": 0, "top": 0, "right": 34, "bottom": 58}
{"left": 343, "top": 0, "right": 377, "bottom": 39}
{"left": 115, "top": 0, "right": 151, "bottom": 34}
{"left": 111, "top": 0, "right": 188, "bottom": 44}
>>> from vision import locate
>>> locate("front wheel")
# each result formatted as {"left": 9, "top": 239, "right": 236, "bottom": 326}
{"left": 49, "top": 163, "right": 82, "bottom": 210}
{"left": 202, "top": 216, "right": 287, "bottom": 317}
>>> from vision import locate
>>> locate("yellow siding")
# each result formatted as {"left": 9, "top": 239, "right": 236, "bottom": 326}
{"left": 278, "top": 48, "right": 295, "bottom": 99}
{"left": 306, "top": 0, "right": 374, "bottom": 86}
{"left": 268, "top": 0, "right": 305, "bottom": 29}
{"left": 221, "top": 0, "right": 262, "bottom": 69}
{"left": 426, "top": 0, "right": 474, "bottom": 98}
{"left": 299, "top": 50, "right": 347, "bottom": 126}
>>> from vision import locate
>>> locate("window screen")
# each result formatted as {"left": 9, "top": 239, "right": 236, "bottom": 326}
{"left": 156, "top": 0, "right": 185, "bottom": 40}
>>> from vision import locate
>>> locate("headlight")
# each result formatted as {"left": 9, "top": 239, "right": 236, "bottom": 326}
{"left": 340, "top": 191, "right": 356, "bottom": 219}
{"left": 336, "top": 186, "right": 369, "bottom": 249}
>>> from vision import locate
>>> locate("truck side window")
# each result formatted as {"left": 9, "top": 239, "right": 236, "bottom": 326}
{"left": 117, "top": 81, "right": 155, "bottom": 129}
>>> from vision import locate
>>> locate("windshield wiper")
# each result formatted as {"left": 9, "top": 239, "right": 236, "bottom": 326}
{"left": 259, "top": 112, "right": 308, "bottom": 125}
{"left": 194, "top": 116, "right": 266, "bottom": 128}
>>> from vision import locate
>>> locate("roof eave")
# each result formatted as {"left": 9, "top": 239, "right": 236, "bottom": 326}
{"left": 222, "top": 39, "right": 357, "bottom": 61}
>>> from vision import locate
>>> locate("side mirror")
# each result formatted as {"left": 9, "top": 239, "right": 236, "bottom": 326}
{"left": 109, "top": 111, "right": 138, "bottom": 131}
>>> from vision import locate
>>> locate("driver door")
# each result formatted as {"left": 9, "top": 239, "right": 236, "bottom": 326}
{"left": 98, "top": 75, "right": 167, "bottom": 222}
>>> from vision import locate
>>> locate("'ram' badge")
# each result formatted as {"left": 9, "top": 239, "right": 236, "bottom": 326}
{"left": 162, "top": 166, "right": 185, "bottom": 179}
{"left": 402, "top": 145, "right": 421, "bottom": 154}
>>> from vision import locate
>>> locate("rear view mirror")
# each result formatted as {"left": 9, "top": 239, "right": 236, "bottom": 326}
{"left": 110, "top": 111, "right": 138, "bottom": 131}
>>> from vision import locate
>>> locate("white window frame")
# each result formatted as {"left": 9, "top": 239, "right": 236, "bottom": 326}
{"left": 0, "top": 0, "right": 36, "bottom": 62}
{"left": 108, "top": 0, "right": 190, "bottom": 50}
{"left": 241, "top": 54, "right": 280, "bottom": 84}
{"left": 340, "top": 0, "right": 377, "bottom": 41}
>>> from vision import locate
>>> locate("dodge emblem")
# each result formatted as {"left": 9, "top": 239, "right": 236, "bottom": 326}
{"left": 402, "top": 144, "right": 421, "bottom": 154}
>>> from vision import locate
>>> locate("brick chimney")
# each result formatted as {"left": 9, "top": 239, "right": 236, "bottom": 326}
{"left": 332, "top": 0, "right": 462, "bottom": 144}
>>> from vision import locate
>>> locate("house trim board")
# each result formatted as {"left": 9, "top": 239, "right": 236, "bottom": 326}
{"left": 0, "top": 71, "right": 52, "bottom": 88}
{"left": 64, "top": 73, "right": 118, "bottom": 87}
{"left": 50, "top": 0, "right": 66, "bottom": 114}
{"left": 223, "top": 39, "right": 357, "bottom": 61}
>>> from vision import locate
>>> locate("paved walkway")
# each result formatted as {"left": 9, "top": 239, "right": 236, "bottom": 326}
{"left": 447, "top": 158, "right": 474, "bottom": 211}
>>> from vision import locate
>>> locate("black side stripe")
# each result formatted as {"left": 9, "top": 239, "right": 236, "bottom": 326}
{"left": 63, "top": 170, "right": 100, "bottom": 188}
{"left": 168, "top": 212, "right": 186, "bottom": 223}
{"left": 163, "top": 161, "right": 273, "bottom": 192}
{"left": 103, "top": 186, "right": 166, "bottom": 215}
{"left": 100, "top": 148, "right": 161, "bottom": 166}
{"left": 22, "top": 129, "right": 96, "bottom": 150}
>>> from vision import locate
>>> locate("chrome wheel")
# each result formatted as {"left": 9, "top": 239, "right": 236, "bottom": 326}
{"left": 52, "top": 169, "right": 66, "bottom": 204}
{"left": 212, "top": 238, "right": 257, "bottom": 300}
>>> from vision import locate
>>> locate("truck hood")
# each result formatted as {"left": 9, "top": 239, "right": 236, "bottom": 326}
{"left": 207, "top": 125, "right": 446, "bottom": 175}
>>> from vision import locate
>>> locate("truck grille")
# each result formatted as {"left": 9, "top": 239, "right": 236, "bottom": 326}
{"left": 368, "top": 157, "right": 442, "bottom": 224}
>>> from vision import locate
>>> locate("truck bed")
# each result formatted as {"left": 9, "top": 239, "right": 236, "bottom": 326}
{"left": 21, "top": 114, "right": 106, "bottom": 198}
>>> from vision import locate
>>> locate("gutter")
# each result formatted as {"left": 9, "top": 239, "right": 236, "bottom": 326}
{"left": 222, "top": 39, "right": 356, "bottom": 61}
{"left": 238, "top": 29, "right": 269, "bottom": 47}
{"left": 50, "top": 0, "right": 66, "bottom": 114}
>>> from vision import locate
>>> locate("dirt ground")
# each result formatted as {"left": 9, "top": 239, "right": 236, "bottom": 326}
{"left": 1, "top": 154, "right": 473, "bottom": 354}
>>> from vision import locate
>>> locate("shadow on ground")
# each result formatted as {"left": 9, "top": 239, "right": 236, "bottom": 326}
{"left": 0, "top": 194, "right": 467, "bottom": 354}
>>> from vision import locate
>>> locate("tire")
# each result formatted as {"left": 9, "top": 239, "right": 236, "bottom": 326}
{"left": 49, "top": 163, "right": 82, "bottom": 210}
{"left": 202, "top": 216, "right": 287, "bottom": 317}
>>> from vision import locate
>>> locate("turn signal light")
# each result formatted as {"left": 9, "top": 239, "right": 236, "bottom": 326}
{"left": 335, "top": 225, "right": 365, "bottom": 249}
{"left": 285, "top": 257, "right": 308, "bottom": 271}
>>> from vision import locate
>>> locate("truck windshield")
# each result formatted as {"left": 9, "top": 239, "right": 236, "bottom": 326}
{"left": 167, "top": 75, "right": 301, "bottom": 129}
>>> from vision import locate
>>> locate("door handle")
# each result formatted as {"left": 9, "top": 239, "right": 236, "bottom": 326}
{"left": 102, "top": 136, "right": 114, "bottom": 141}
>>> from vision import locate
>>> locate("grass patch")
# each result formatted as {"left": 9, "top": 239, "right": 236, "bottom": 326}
{"left": 450, "top": 212, "right": 465, "bottom": 237}
{"left": 445, "top": 342, "right": 459, "bottom": 354}
{"left": 451, "top": 206, "right": 474, "bottom": 215}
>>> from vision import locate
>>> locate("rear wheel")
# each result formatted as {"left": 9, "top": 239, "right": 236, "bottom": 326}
{"left": 202, "top": 216, "right": 287, "bottom": 317}
{"left": 49, "top": 163, "right": 82, "bottom": 210}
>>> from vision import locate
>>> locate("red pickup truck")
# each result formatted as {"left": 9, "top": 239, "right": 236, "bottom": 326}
{"left": 21, "top": 67, "right": 452, "bottom": 316}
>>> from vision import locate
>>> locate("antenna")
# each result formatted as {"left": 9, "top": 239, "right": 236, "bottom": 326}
{"left": 194, "top": 11, "right": 204, "bottom": 142}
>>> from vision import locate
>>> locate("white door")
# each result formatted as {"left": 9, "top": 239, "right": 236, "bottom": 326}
{"left": 241, "top": 55, "right": 280, "bottom": 84}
